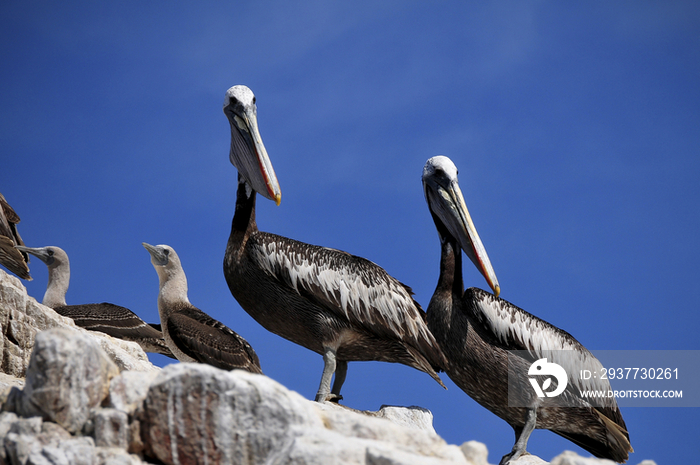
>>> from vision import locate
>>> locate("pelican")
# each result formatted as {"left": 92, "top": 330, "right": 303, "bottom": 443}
{"left": 422, "top": 156, "right": 632, "bottom": 464}
{"left": 222, "top": 84, "right": 447, "bottom": 401}
{"left": 0, "top": 193, "right": 31, "bottom": 280}
{"left": 16, "top": 245, "right": 174, "bottom": 358}
{"left": 143, "top": 242, "right": 262, "bottom": 373}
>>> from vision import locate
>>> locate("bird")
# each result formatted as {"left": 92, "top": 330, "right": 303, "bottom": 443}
{"left": 421, "top": 156, "right": 632, "bottom": 465}
{"left": 15, "top": 245, "right": 174, "bottom": 358}
{"left": 0, "top": 193, "right": 31, "bottom": 280}
{"left": 222, "top": 84, "right": 448, "bottom": 402}
{"left": 143, "top": 242, "right": 262, "bottom": 374}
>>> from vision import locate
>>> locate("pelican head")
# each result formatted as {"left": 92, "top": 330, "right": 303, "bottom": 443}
{"left": 223, "top": 85, "right": 281, "bottom": 205}
{"left": 422, "top": 156, "right": 500, "bottom": 297}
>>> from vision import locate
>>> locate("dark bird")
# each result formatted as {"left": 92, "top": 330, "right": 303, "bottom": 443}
{"left": 222, "top": 84, "right": 447, "bottom": 402}
{"left": 143, "top": 242, "right": 262, "bottom": 374}
{"left": 422, "top": 156, "right": 632, "bottom": 464}
{"left": 0, "top": 193, "right": 31, "bottom": 280}
{"left": 16, "top": 245, "right": 174, "bottom": 358}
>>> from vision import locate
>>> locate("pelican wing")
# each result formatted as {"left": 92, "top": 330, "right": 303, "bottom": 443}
{"left": 0, "top": 194, "right": 30, "bottom": 279}
{"left": 466, "top": 287, "right": 618, "bottom": 405}
{"left": 0, "top": 236, "right": 31, "bottom": 280}
{"left": 252, "top": 232, "right": 445, "bottom": 364}
{"left": 167, "top": 307, "right": 262, "bottom": 374}
{"left": 0, "top": 194, "right": 23, "bottom": 236}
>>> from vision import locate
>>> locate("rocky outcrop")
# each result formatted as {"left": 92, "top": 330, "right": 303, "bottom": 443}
{"left": 0, "top": 270, "right": 156, "bottom": 379}
{"left": 0, "top": 269, "right": 655, "bottom": 465}
{"left": 2, "top": 327, "right": 472, "bottom": 465}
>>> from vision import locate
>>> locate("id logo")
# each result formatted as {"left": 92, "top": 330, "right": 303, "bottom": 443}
{"left": 528, "top": 358, "right": 568, "bottom": 398}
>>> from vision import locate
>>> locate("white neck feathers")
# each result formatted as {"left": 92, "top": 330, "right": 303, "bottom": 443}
{"left": 155, "top": 260, "right": 191, "bottom": 316}
{"left": 43, "top": 260, "right": 69, "bottom": 308}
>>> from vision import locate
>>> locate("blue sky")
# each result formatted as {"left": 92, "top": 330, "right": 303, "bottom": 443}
{"left": 2, "top": 1, "right": 699, "bottom": 463}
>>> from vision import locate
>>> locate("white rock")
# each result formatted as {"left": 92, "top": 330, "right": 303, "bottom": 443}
{"left": 87, "top": 333, "right": 159, "bottom": 374}
{"left": 0, "top": 269, "right": 159, "bottom": 375}
{"left": 107, "top": 371, "right": 160, "bottom": 415}
{"left": 17, "top": 328, "right": 120, "bottom": 433}
{"left": 376, "top": 405, "right": 437, "bottom": 434}
{"left": 4, "top": 430, "right": 43, "bottom": 465}
{"left": 460, "top": 440, "right": 490, "bottom": 465}
{"left": 0, "top": 372, "right": 25, "bottom": 398}
{"left": 512, "top": 454, "right": 550, "bottom": 464}
{"left": 93, "top": 408, "right": 129, "bottom": 449}
{"left": 365, "top": 445, "right": 466, "bottom": 465}
{"left": 45, "top": 437, "right": 97, "bottom": 465}
{"left": 551, "top": 450, "right": 615, "bottom": 464}
{"left": 0, "top": 411, "right": 20, "bottom": 445}
{"left": 0, "top": 270, "right": 74, "bottom": 378}
{"left": 8, "top": 415, "right": 43, "bottom": 435}
{"left": 94, "top": 448, "right": 146, "bottom": 465}
{"left": 141, "top": 363, "right": 323, "bottom": 465}
{"left": 313, "top": 402, "right": 466, "bottom": 463}
{"left": 139, "top": 363, "right": 469, "bottom": 465}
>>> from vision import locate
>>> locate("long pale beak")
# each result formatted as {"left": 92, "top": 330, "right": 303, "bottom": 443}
{"left": 225, "top": 104, "right": 282, "bottom": 205}
{"left": 142, "top": 242, "right": 168, "bottom": 266}
{"left": 15, "top": 245, "right": 53, "bottom": 266}
{"left": 427, "top": 180, "right": 500, "bottom": 297}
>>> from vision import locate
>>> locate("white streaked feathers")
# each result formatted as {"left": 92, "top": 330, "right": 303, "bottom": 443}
{"left": 471, "top": 289, "right": 616, "bottom": 402}
{"left": 252, "top": 234, "right": 435, "bottom": 346}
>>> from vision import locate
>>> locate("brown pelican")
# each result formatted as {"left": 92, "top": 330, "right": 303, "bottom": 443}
{"left": 222, "top": 84, "right": 447, "bottom": 401}
{"left": 16, "top": 245, "right": 174, "bottom": 358}
{"left": 0, "top": 193, "right": 31, "bottom": 280}
{"left": 422, "top": 156, "right": 632, "bottom": 464}
{"left": 143, "top": 242, "right": 262, "bottom": 373}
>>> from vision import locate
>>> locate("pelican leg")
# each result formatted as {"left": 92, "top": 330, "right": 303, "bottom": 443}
{"left": 499, "top": 408, "right": 537, "bottom": 465}
{"left": 330, "top": 359, "right": 348, "bottom": 401}
{"left": 315, "top": 347, "right": 341, "bottom": 402}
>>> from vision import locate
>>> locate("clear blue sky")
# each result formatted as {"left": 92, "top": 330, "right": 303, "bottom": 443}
{"left": 2, "top": 2, "right": 698, "bottom": 463}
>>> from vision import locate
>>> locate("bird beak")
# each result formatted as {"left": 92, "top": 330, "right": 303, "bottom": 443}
{"left": 142, "top": 242, "right": 168, "bottom": 266}
{"left": 15, "top": 245, "right": 54, "bottom": 266}
{"left": 426, "top": 180, "right": 500, "bottom": 297}
{"left": 224, "top": 101, "right": 282, "bottom": 206}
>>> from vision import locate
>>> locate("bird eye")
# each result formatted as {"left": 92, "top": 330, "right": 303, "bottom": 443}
{"left": 47, "top": 249, "right": 54, "bottom": 256}
{"left": 164, "top": 249, "right": 169, "bottom": 256}
{"left": 252, "top": 96, "right": 256, "bottom": 105}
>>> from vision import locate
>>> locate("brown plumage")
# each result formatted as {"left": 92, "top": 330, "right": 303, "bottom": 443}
{"left": 143, "top": 242, "right": 262, "bottom": 374}
{"left": 222, "top": 85, "right": 447, "bottom": 401}
{"left": 0, "top": 193, "right": 31, "bottom": 280}
{"left": 422, "top": 156, "right": 632, "bottom": 464}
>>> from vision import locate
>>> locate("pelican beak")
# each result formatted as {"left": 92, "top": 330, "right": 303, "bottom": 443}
{"left": 224, "top": 91, "right": 282, "bottom": 205}
{"left": 15, "top": 245, "right": 54, "bottom": 266}
{"left": 426, "top": 179, "right": 500, "bottom": 297}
